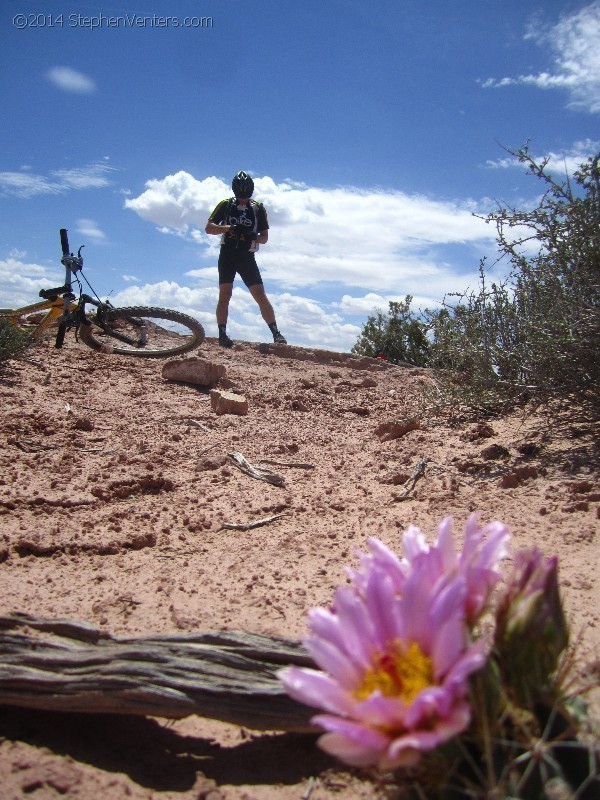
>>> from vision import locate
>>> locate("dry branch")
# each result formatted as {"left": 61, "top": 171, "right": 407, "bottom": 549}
{"left": 221, "top": 513, "right": 288, "bottom": 531}
{"left": 0, "top": 613, "right": 316, "bottom": 732}
{"left": 228, "top": 452, "right": 286, "bottom": 486}
{"left": 259, "top": 459, "right": 315, "bottom": 469}
{"left": 188, "top": 419, "right": 211, "bottom": 431}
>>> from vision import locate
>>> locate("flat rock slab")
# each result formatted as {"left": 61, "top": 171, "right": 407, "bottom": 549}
{"left": 162, "top": 357, "right": 226, "bottom": 386}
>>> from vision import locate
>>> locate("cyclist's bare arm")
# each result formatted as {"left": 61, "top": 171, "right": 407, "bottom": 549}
{"left": 205, "top": 221, "right": 231, "bottom": 235}
{"left": 205, "top": 222, "right": 268, "bottom": 244}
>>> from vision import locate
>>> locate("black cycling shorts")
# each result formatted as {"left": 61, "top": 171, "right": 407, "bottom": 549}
{"left": 218, "top": 247, "right": 263, "bottom": 287}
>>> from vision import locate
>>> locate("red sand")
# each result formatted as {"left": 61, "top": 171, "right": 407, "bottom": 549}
{"left": 1, "top": 337, "right": 598, "bottom": 799}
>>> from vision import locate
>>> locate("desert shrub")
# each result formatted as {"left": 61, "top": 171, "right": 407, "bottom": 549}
{"left": 351, "top": 296, "right": 430, "bottom": 366}
{"left": 354, "top": 146, "right": 600, "bottom": 418}
{"left": 430, "top": 147, "right": 599, "bottom": 416}
{"left": 0, "top": 318, "right": 33, "bottom": 365}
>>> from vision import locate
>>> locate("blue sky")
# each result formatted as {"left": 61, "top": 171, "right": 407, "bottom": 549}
{"left": 1, "top": 0, "right": 599, "bottom": 350}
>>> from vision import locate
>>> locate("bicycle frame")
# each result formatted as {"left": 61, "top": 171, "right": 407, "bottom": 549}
{"left": 1, "top": 295, "right": 77, "bottom": 339}
{"left": 1, "top": 230, "right": 85, "bottom": 347}
{"left": 2, "top": 228, "right": 205, "bottom": 357}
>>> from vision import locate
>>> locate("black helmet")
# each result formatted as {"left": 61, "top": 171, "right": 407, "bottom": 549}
{"left": 232, "top": 171, "right": 254, "bottom": 198}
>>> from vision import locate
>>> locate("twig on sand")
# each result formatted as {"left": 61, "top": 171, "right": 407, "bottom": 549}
{"left": 188, "top": 419, "right": 211, "bottom": 432}
{"left": 221, "top": 513, "right": 288, "bottom": 531}
{"left": 302, "top": 776, "right": 318, "bottom": 800}
{"left": 228, "top": 452, "right": 286, "bottom": 486}
{"left": 259, "top": 459, "right": 315, "bottom": 469}
{"left": 198, "top": 443, "right": 219, "bottom": 457}
{"left": 15, "top": 439, "right": 59, "bottom": 452}
{"left": 394, "top": 457, "right": 431, "bottom": 501}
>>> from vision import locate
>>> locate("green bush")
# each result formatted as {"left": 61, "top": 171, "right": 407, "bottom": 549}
{"left": 353, "top": 146, "right": 600, "bottom": 418}
{"left": 351, "top": 295, "right": 430, "bottom": 366}
{"left": 430, "top": 147, "right": 599, "bottom": 416}
{"left": 0, "top": 319, "right": 33, "bottom": 365}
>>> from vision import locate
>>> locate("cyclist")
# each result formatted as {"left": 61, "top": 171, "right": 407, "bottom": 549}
{"left": 205, "top": 171, "right": 287, "bottom": 348}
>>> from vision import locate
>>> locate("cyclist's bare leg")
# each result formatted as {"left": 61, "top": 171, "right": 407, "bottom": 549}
{"left": 216, "top": 283, "right": 233, "bottom": 325}
{"left": 249, "top": 283, "right": 276, "bottom": 326}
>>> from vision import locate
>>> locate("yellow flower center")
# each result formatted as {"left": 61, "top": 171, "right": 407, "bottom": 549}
{"left": 355, "top": 641, "right": 434, "bottom": 704}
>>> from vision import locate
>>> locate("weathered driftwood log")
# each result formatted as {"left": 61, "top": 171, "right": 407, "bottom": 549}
{"left": 0, "top": 613, "right": 317, "bottom": 732}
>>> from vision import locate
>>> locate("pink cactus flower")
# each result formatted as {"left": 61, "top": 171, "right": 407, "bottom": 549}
{"left": 279, "top": 515, "right": 510, "bottom": 770}
{"left": 349, "top": 513, "right": 510, "bottom": 624}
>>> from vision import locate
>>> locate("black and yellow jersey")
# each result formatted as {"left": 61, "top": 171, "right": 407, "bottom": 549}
{"left": 208, "top": 197, "right": 269, "bottom": 251}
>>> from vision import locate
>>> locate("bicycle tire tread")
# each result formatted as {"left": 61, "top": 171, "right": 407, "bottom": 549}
{"left": 79, "top": 306, "right": 205, "bottom": 358}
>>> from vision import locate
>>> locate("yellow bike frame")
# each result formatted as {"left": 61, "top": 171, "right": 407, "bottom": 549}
{"left": 0, "top": 296, "right": 76, "bottom": 340}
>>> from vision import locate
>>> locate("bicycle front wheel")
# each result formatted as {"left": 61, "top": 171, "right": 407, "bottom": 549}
{"left": 79, "top": 306, "right": 205, "bottom": 358}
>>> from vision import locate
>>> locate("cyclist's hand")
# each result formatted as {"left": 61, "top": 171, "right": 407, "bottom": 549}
{"left": 229, "top": 224, "right": 255, "bottom": 239}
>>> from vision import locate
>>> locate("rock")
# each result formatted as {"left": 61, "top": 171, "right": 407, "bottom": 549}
{"left": 359, "top": 377, "right": 378, "bottom": 388}
{"left": 460, "top": 422, "right": 495, "bottom": 442}
{"left": 345, "top": 406, "right": 370, "bottom": 416}
{"left": 380, "top": 471, "right": 411, "bottom": 485}
{"left": 73, "top": 417, "right": 94, "bottom": 431}
{"left": 196, "top": 455, "right": 229, "bottom": 471}
{"left": 480, "top": 443, "right": 511, "bottom": 460}
{"left": 210, "top": 389, "right": 248, "bottom": 416}
{"left": 162, "top": 357, "right": 226, "bottom": 386}
{"left": 219, "top": 377, "right": 243, "bottom": 393}
{"left": 291, "top": 398, "right": 310, "bottom": 412}
{"left": 299, "top": 378, "right": 316, "bottom": 388}
{"left": 500, "top": 465, "right": 539, "bottom": 489}
{"left": 501, "top": 472, "right": 521, "bottom": 489}
{"left": 517, "top": 441, "right": 541, "bottom": 457}
{"left": 375, "top": 417, "right": 420, "bottom": 442}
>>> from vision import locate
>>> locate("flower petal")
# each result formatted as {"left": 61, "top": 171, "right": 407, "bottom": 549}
{"left": 304, "top": 635, "right": 362, "bottom": 689}
{"left": 277, "top": 667, "right": 354, "bottom": 715}
{"left": 312, "top": 714, "right": 391, "bottom": 766}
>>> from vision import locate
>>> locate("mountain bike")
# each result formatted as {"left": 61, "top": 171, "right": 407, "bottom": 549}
{"left": 0, "top": 229, "right": 205, "bottom": 358}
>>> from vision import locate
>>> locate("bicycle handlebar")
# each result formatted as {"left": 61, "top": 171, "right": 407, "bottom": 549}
{"left": 60, "top": 229, "right": 70, "bottom": 256}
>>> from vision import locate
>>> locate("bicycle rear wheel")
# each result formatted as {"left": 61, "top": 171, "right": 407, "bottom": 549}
{"left": 79, "top": 307, "right": 205, "bottom": 358}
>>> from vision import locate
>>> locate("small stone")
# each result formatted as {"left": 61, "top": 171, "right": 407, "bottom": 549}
{"left": 210, "top": 389, "right": 248, "bottom": 416}
{"left": 299, "top": 378, "right": 316, "bottom": 388}
{"left": 73, "top": 417, "right": 94, "bottom": 431}
{"left": 196, "top": 455, "right": 229, "bottom": 471}
{"left": 291, "top": 398, "right": 310, "bottom": 412}
{"left": 460, "top": 422, "right": 495, "bottom": 442}
{"left": 359, "top": 377, "right": 378, "bottom": 388}
{"left": 480, "top": 443, "right": 510, "bottom": 460}
{"left": 500, "top": 466, "right": 538, "bottom": 489}
{"left": 375, "top": 417, "right": 420, "bottom": 442}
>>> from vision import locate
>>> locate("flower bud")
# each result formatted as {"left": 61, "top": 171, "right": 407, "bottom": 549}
{"left": 494, "top": 548, "right": 569, "bottom": 708}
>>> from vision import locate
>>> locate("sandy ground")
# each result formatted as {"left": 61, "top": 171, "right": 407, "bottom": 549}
{"left": 0, "top": 335, "right": 598, "bottom": 799}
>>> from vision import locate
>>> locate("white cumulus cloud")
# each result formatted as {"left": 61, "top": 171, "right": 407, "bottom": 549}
{"left": 125, "top": 172, "right": 493, "bottom": 297}
{"left": 482, "top": 1, "right": 600, "bottom": 113}
{"left": 119, "top": 170, "right": 516, "bottom": 349}
{"left": 0, "top": 257, "right": 62, "bottom": 309}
